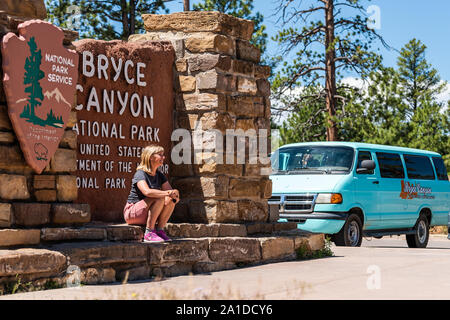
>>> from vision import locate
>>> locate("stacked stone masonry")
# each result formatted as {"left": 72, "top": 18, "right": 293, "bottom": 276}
{"left": 0, "top": 10, "right": 87, "bottom": 228}
{"left": 130, "top": 12, "right": 273, "bottom": 224}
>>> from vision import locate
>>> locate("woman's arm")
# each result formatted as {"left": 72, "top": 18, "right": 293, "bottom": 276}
{"left": 137, "top": 180, "right": 171, "bottom": 198}
{"left": 162, "top": 181, "right": 180, "bottom": 204}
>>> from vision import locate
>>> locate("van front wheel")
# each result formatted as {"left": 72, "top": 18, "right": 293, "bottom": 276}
{"left": 406, "top": 215, "right": 429, "bottom": 248}
{"left": 332, "top": 214, "right": 362, "bottom": 247}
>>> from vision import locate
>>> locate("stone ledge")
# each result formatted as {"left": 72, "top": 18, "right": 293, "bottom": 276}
{"left": 148, "top": 239, "right": 210, "bottom": 264}
{"left": 39, "top": 224, "right": 143, "bottom": 243}
{"left": 209, "top": 237, "right": 261, "bottom": 262}
{"left": 246, "top": 222, "right": 298, "bottom": 235}
{"left": 165, "top": 222, "right": 298, "bottom": 238}
{"left": 0, "top": 174, "right": 30, "bottom": 200}
{"left": 0, "top": 222, "right": 300, "bottom": 247}
{"left": 143, "top": 12, "right": 254, "bottom": 41}
{"left": 0, "top": 203, "right": 12, "bottom": 228}
{"left": 0, "top": 229, "right": 40, "bottom": 247}
{"left": 0, "top": 248, "right": 66, "bottom": 278}
{"left": 260, "top": 237, "right": 295, "bottom": 260}
{"left": 41, "top": 227, "right": 107, "bottom": 242}
{"left": 166, "top": 222, "right": 248, "bottom": 238}
{"left": 105, "top": 224, "right": 144, "bottom": 241}
{"left": 0, "top": 232, "right": 324, "bottom": 289}
{"left": 12, "top": 203, "right": 50, "bottom": 227}
{"left": 51, "top": 203, "right": 91, "bottom": 226}
{"left": 49, "top": 242, "right": 148, "bottom": 268}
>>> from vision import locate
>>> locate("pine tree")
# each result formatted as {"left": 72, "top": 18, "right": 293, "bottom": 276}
{"left": 362, "top": 66, "right": 409, "bottom": 146}
{"left": 399, "top": 40, "right": 449, "bottom": 160}
{"left": 278, "top": 82, "right": 371, "bottom": 144}
{"left": 46, "top": 0, "right": 168, "bottom": 40}
{"left": 397, "top": 38, "right": 446, "bottom": 118}
{"left": 23, "top": 37, "right": 45, "bottom": 122}
{"left": 272, "top": 0, "right": 387, "bottom": 141}
{"left": 278, "top": 85, "right": 327, "bottom": 144}
{"left": 279, "top": 37, "right": 449, "bottom": 172}
{"left": 362, "top": 39, "right": 449, "bottom": 168}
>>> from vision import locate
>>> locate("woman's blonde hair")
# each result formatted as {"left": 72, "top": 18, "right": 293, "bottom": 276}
{"left": 137, "top": 145, "right": 165, "bottom": 173}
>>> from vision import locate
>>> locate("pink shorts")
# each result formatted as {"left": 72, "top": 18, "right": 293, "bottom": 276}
{"left": 123, "top": 200, "right": 149, "bottom": 225}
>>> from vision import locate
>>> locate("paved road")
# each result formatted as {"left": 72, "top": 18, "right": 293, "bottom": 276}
{"left": 2, "top": 235, "right": 450, "bottom": 300}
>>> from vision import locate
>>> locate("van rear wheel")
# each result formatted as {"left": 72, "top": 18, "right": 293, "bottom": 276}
{"left": 332, "top": 214, "right": 362, "bottom": 247}
{"left": 406, "top": 215, "right": 429, "bottom": 248}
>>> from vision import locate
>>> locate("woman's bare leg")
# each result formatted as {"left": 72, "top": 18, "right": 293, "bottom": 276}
{"left": 145, "top": 198, "right": 164, "bottom": 230}
{"left": 156, "top": 197, "right": 175, "bottom": 229}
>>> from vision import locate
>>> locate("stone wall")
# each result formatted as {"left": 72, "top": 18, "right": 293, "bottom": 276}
{"left": 129, "top": 12, "right": 273, "bottom": 224}
{"left": 0, "top": 8, "right": 274, "bottom": 228}
{"left": 0, "top": 6, "right": 89, "bottom": 228}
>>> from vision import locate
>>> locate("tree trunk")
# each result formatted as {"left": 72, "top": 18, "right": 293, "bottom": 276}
{"left": 324, "top": 0, "right": 338, "bottom": 141}
{"left": 129, "top": 0, "right": 136, "bottom": 36}
{"left": 184, "top": 0, "right": 190, "bottom": 11}
{"left": 121, "top": 0, "right": 129, "bottom": 39}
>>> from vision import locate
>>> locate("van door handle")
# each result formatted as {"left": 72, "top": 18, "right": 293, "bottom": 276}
{"left": 372, "top": 181, "right": 379, "bottom": 184}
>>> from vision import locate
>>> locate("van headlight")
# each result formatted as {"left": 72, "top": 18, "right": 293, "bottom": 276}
{"left": 316, "top": 193, "right": 343, "bottom": 204}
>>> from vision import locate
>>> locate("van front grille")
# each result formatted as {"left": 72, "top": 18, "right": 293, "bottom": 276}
{"left": 271, "top": 194, "right": 318, "bottom": 215}
{"left": 268, "top": 196, "right": 281, "bottom": 202}
{"left": 285, "top": 204, "right": 311, "bottom": 211}
{"left": 285, "top": 195, "right": 314, "bottom": 202}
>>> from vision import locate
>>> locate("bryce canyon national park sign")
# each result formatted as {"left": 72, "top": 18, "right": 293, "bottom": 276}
{"left": 1, "top": 20, "right": 79, "bottom": 174}
{"left": 74, "top": 40, "right": 175, "bottom": 221}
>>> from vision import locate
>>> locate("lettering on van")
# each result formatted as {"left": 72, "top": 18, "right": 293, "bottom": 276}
{"left": 400, "top": 180, "right": 435, "bottom": 200}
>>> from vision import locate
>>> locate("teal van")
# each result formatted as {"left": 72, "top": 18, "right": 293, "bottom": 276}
{"left": 270, "top": 142, "right": 450, "bottom": 248}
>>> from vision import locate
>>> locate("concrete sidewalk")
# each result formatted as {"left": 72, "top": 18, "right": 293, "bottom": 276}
{"left": 2, "top": 235, "right": 450, "bottom": 300}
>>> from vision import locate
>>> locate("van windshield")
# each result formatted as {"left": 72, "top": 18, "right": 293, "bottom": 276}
{"left": 271, "top": 146, "right": 355, "bottom": 174}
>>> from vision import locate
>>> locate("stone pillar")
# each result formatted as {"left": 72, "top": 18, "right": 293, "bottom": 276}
{"left": 129, "top": 12, "right": 272, "bottom": 224}
{"left": 0, "top": 2, "right": 90, "bottom": 228}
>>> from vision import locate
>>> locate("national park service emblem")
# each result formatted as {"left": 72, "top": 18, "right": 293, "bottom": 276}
{"left": 1, "top": 20, "right": 78, "bottom": 173}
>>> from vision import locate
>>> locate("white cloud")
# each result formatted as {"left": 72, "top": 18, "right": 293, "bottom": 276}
{"left": 270, "top": 77, "right": 449, "bottom": 125}
{"left": 340, "top": 77, "right": 370, "bottom": 90}
{"left": 342, "top": 77, "right": 449, "bottom": 109}
{"left": 436, "top": 81, "right": 450, "bottom": 105}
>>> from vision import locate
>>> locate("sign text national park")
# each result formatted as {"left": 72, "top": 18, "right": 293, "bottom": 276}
{"left": 74, "top": 40, "right": 175, "bottom": 221}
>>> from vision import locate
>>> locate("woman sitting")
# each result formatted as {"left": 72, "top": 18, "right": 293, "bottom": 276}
{"left": 123, "top": 145, "right": 179, "bottom": 243}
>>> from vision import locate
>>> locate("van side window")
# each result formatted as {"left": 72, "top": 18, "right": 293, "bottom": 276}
{"left": 432, "top": 157, "right": 449, "bottom": 181}
{"left": 403, "top": 155, "right": 435, "bottom": 180}
{"left": 357, "top": 151, "right": 374, "bottom": 174}
{"left": 376, "top": 152, "right": 405, "bottom": 179}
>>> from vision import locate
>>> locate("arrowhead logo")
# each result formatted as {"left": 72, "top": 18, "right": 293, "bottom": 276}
{"left": 1, "top": 20, "right": 79, "bottom": 173}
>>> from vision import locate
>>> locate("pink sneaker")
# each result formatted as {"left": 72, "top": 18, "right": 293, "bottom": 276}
{"left": 155, "top": 229, "right": 172, "bottom": 242}
{"left": 143, "top": 231, "right": 164, "bottom": 243}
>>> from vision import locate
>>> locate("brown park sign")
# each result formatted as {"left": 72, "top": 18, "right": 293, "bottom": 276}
{"left": 1, "top": 20, "right": 79, "bottom": 174}
{"left": 74, "top": 40, "right": 175, "bottom": 222}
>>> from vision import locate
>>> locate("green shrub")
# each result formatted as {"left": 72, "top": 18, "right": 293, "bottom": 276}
{"left": 296, "top": 236, "right": 334, "bottom": 260}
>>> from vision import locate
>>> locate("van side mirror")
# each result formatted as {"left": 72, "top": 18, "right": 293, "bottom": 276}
{"left": 356, "top": 160, "right": 376, "bottom": 173}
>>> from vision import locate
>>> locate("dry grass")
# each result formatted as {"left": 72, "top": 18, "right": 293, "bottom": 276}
{"left": 430, "top": 226, "right": 448, "bottom": 235}
{"left": 87, "top": 273, "right": 313, "bottom": 300}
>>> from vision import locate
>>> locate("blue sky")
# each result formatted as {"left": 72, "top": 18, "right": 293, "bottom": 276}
{"left": 165, "top": 0, "right": 450, "bottom": 84}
